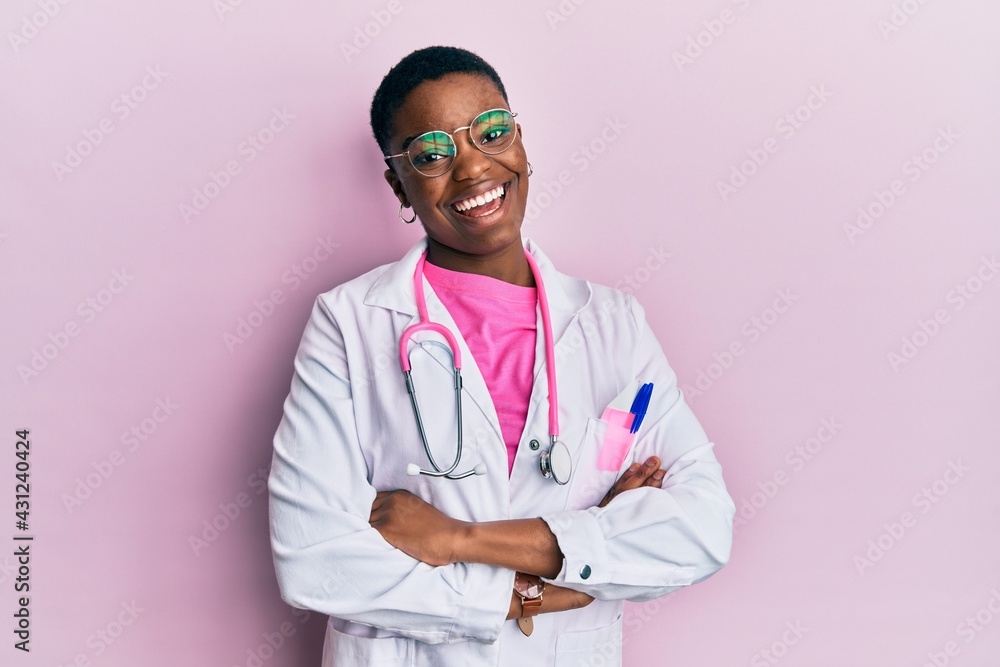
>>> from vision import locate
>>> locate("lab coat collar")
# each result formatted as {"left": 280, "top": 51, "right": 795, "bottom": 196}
{"left": 363, "top": 235, "right": 589, "bottom": 327}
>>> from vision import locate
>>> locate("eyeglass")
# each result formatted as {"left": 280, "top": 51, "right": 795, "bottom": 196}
{"left": 384, "top": 108, "right": 519, "bottom": 177}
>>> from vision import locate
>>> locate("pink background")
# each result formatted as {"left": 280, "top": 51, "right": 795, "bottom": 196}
{"left": 3, "top": 1, "right": 999, "bottom": 665}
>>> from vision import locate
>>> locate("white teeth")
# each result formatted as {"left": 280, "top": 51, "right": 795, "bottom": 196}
{"left": 454, "top": 184, "right": 505, "bottom": 212}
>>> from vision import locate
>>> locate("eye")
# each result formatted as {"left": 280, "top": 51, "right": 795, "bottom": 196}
{"left": 413, "top": 151, "right": 446, "bottom": 166}
{"left": 473, "top": 110, "right": 514, "bottom": 147}
{"left": 479, "top": 124, "right": 511, "bottom": 145}
{"left": 410, "top": 132, "right": 455, "bottom": 165}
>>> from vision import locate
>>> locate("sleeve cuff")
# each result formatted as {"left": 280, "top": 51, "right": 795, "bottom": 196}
{"left": 447, "top": 563, "right": 515, "bottom": 644}
{"left": 539, "top": 507, "right": 611, "bottom": 586}
{"left": 540, "top": 506, "right": 700, "bottom": 591}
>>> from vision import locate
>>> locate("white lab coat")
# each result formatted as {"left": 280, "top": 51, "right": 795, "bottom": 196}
{"left": 268, "top": 235, "right": 735, "bottom": 666}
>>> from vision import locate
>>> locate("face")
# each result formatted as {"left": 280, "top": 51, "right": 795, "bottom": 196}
{"left": 383, "top": 72, "right": 529, "bottom": 258}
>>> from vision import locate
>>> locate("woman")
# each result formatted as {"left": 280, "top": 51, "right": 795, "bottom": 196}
{"left": 268, "top": 45, "right": 735, "bottom": 666}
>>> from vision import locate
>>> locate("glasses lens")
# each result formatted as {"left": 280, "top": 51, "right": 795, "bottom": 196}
{"left": 470, "top": 110, "right": 516, "bottom": 155}
{"left": 408, "top": 131, "right": 455, "bottom": 176}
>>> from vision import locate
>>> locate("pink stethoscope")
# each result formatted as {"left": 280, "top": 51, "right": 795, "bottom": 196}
{"left": 400, "top": 247, "right": 573, "bottom": 484}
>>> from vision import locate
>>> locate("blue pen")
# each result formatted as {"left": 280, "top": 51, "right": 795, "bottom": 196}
{"left": 627, "top": 384, "right": 649, "bottom": 433}
{"left": 629, "top": 383, "right": 654, "bottom": 433}
{"left": 631, "top": 384, "right": 653, "bottom": 433}
{"left": 627, "top": 383, "right": 646, "bottom": 415}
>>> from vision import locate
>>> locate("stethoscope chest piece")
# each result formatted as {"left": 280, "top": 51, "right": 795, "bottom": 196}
{"left": 539, "top": 438, "right": 572, "bottom": 485}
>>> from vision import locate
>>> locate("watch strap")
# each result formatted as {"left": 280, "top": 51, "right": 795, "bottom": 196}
{"left": 514, "top": 572, "right": 544, "bottom": 637}
{"left": 520, "top": 595, "right": 542, "bottom": 618}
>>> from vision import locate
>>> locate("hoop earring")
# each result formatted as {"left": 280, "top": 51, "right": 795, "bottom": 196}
{"left": 527, "top": 162, "right": 533, "bottom": 177}
{"left": 398, "top": 203, "right": 416, "bottom": 224}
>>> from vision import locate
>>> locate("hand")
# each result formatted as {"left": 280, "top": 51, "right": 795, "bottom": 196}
{"left": 506, "top": 581, "right": 595, "bottom": 620}
{"left": 597, "top": 456, "right": 666, "bottom": 508}
{"left": 369, "top": 489, "right": 465, "bottom": 566}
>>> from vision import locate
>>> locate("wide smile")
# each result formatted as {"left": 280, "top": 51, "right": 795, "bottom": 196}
{"left": 448, "top": 180, "right": 512, "bottom": 225}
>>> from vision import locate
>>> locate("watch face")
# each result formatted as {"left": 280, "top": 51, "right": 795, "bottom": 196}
{"left": 515, "top": 575, "right": 543, "bottom": 598}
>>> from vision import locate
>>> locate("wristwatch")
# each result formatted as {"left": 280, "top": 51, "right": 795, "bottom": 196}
{"left": 513, "top": 572, "right": 545, "bottom": 637}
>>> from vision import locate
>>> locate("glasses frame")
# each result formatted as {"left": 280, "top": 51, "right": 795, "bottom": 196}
{"left": 384, "top": 108, "right": 519, "bottom": 177}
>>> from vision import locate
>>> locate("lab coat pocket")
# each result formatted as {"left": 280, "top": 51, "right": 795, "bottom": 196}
{"left": 553, "top": 611, "right": 623, "bottom": 665}
{"left": 322, "top": 621, "right": 414, "bottom": 667}
{"left": 566, "top": 418, "right": 634, "bottom": 510}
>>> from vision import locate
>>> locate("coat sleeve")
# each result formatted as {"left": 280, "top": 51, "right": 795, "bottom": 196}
{"left": 537, "top": 295, "right": 735, "bottom": 602}
{"left": 268, "top": 295, "right": 514, "bottom": 644}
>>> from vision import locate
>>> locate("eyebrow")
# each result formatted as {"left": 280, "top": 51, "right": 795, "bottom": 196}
{"left": 398, "top": 109, "right": 507, "bottom": 151}
{"left": 401, "top": 128, "right": 446, "bottom": 151}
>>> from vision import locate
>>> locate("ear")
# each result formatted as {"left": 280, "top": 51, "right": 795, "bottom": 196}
{"left": 383, "top": 166, "right": 409, "bottom": 208}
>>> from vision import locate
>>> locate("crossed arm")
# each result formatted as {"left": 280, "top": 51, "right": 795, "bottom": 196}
{"left": 369, "top": 455, "right": 668, "bottom": 620}
{"left": 273, "top": 295, "right": 733, "bottom": 639}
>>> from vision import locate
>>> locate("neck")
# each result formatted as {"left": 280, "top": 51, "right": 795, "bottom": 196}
{"left": 425, "top": 237, "right": 535, "bottom": 287}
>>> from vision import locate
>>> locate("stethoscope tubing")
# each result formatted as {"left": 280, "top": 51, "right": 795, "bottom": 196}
{"left": 523, "top": 249, "right": 559, "bottom": 442}
{"left": 403, "top": 363, "right": 471, "bottom": 478}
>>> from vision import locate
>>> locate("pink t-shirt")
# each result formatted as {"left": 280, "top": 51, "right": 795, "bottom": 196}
{"left": 423, "top": 261, "right": 537, "bottom": 477}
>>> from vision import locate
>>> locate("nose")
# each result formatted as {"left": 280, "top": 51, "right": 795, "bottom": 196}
{"left": 449, "top": 129, "right": 493, "bottom": 181}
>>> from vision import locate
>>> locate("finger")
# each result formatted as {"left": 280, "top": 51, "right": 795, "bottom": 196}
{"left": 619, "top": 456, "right": 660, "bottom": 490}
{"left": 617, "top": 462, "right": 641, "bottom": 485}
{"left": 372, "top": 490, "right": 402, "bottom": 515}
{"left": 643, "top": 469, "right": 666, "bottom": 488}
{"left": 634, "top": 456, "right": 660, "bottom": 481}
{"left": 602, "top": 457, "right": 661, "bottom": 508}
{"left": 616, "top": 460, "right": 649, "bottom": 490}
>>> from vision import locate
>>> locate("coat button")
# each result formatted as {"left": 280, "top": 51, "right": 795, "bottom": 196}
{"left": 529, "top": 439, "right": 540, "bottom": 451}
{"left": 580, "top": 565, "right": 591, "bottom": 579}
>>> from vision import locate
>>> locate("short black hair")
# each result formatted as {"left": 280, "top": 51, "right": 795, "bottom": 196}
{"left": 369, "top": 45, "right": 509, "bottom": 158}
